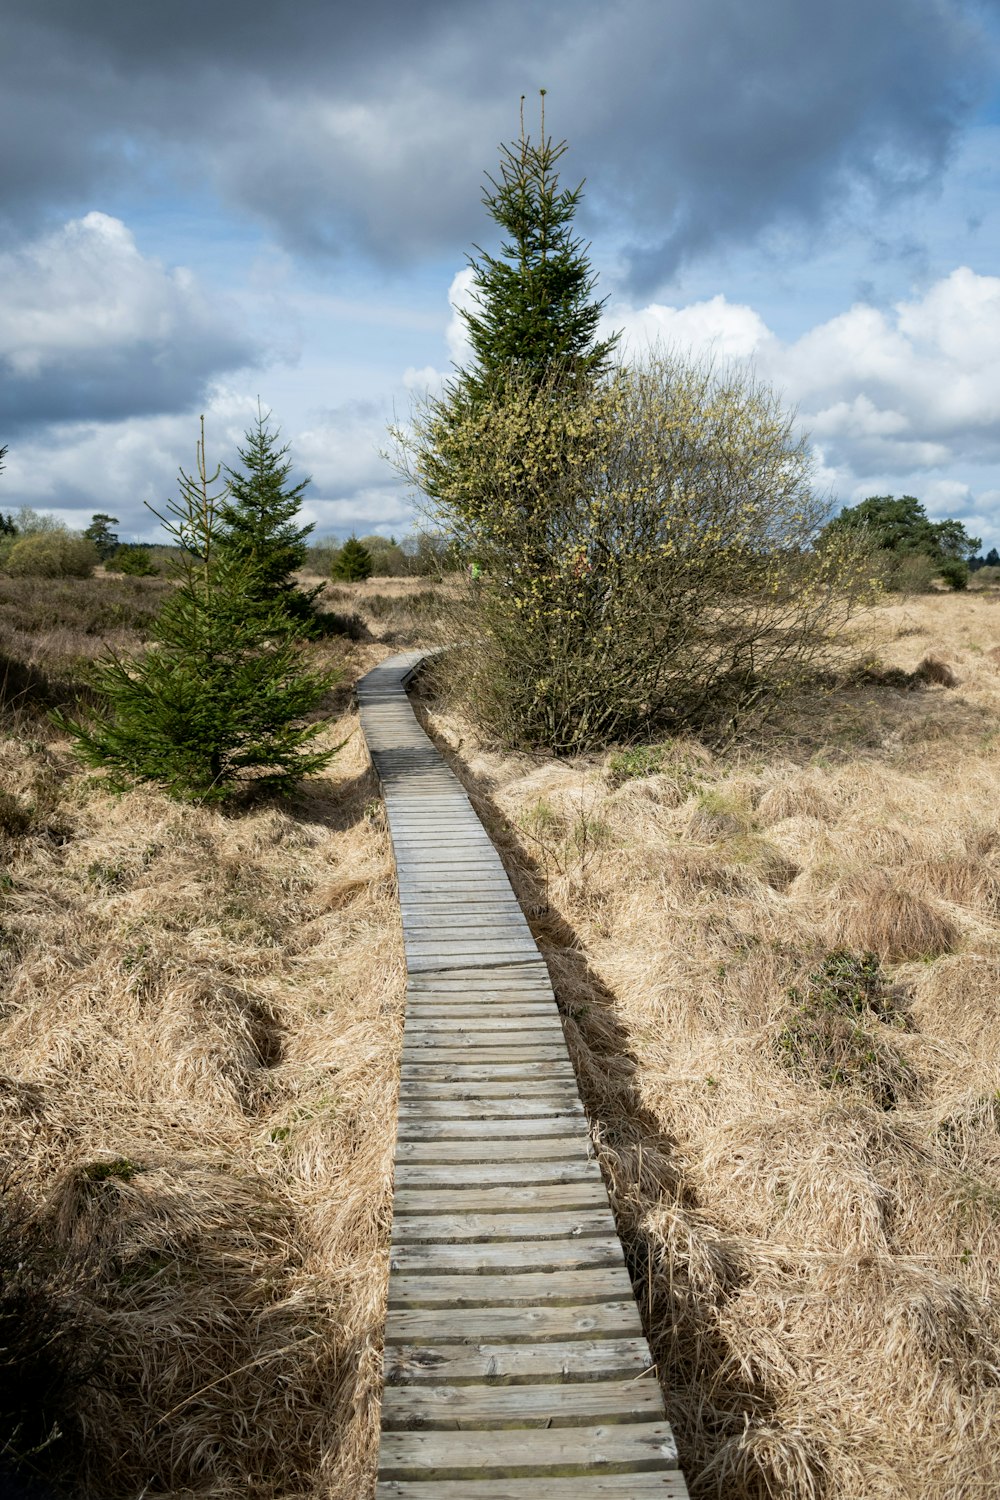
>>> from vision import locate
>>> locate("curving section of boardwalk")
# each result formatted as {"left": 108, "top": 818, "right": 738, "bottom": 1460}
{"left": 359, "top": 652, "right": 689, "bottom": 1499}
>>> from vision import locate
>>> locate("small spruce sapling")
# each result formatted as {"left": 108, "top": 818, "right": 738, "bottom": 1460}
{"left": 112, "top": 544, "right": 158, "bottom": 577}
{"left": 332, "top": 536, "right": 373, "bottom": 582}
{"left": 217, "top": 406, "right": 320, "bottom": 629}
{"left": 59, "top": 418, "right": 338, "bottom": 803}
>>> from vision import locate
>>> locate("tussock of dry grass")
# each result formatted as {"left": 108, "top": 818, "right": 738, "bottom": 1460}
{"left": 824, "top": 871, "right": 959, "bottom": 960}
{"left": 417, "top": 592, "right": 1000, "bottom": 1500}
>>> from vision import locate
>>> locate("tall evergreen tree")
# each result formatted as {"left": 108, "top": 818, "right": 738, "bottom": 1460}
{"left": 217, "top": 406, "right": 319, "bottom": 627}
{"left": 459, "top": 92, "right": 618, "bottom": 400}
{"left": 397, "top": 97, "right": 618, "bottom": 534}
{"left": 59, "top": 419, "right": 338, "bottom": 804}
{"left": 83, "top": 513, "right": 119, "bottom": 561}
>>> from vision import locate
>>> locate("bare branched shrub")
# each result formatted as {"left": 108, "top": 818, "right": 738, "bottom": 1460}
{"left": 395, "top": 352, "right": 875, "bottom": 751}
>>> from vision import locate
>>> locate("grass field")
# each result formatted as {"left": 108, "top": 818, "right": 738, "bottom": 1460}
{"left": 1, "top": 577, "right": 998, "bottom": 1498}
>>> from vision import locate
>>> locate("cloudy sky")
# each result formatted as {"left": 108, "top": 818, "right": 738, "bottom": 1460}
{"left": 2, "top": 0, "right": 999, "bottom": 547}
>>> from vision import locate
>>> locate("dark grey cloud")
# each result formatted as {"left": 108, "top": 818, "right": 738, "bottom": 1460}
{"left": 0, "top": 0, "right": 991, "bottom": 286}
{"left": 0, "top": 212, "right": 256, "bottom": 433}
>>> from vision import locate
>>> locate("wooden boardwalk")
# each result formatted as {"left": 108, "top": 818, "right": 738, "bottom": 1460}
{"left": 358, "top": 653, "right": 688, "bottom": 1499}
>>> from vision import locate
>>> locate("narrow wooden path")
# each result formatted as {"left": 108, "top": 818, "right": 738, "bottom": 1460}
{"left": 358, "top": 652, "right": 689, "bottom": 1499}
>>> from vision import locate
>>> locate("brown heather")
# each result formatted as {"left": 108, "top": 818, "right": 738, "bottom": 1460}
{"left": 3, "top": 579, "right": 1000, "bottom": 1498}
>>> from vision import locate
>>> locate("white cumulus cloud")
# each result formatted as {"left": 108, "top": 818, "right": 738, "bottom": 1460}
{"left": 614, "top": 267, "right": 1000, "bottom": 531}
{"left": 0, "top": 212, "right": 256, "bottom": 426}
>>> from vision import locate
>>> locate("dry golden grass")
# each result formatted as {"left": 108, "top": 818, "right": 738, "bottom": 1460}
{"left": 0, "top": 629, "right": 412, "bottom": 1496}
{"left": 299, "top": 573, "right": 453, "bottom": 650}
{"left": 414, "top": 592, "right": 1000, "bottom": 1500}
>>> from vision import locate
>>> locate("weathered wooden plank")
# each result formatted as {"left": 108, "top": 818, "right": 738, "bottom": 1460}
{"left": 379, "top": 1374, "right": 664, "bottom": 1429}
{"left": 403, "top": 936, "right": 538, "bottom": 955}
{"left": 407, "top": 954, "right": 542, "bottom": 978}
{"left": 403, "top": 1022, "right": 562, "bottom": 1037}
{"left": 402, "top": 921, "right": 534, "bottom": 940}
{"left": 406, "top": 965, "right": 552, "bottom": 982}
{"left": 401, "top": 1026, "right": 560, "bottom": 1043}
{"left": 401, "top": 1048, "right": 571, "bottom": 1070}
{"left": 399, "top": 881, "right": 519, "bottom": 896}
{"left": 394, "top": 1117, "right": 588, "bottom": 1142}
{"left": 384, "top": 1300, "right": 641, "bottom": 1345}
{"left": 399, "top": 1082, "right": 580, "bottom": 1104}
{"left": 399, "top": 890, "right": 526, "bottom": 903}
{"left": 399, "top": 1063, "right": 577, "bottom": 1084}
{"left": 402, "top": 1006, "right": 558, "bottom": 1021}
{"left": 388, "top": 1237, "right": 627, "bottom": 1275}
{"left": 400, "top": 908, "right": 528, "bottom": 924}
{"left": 405, "top": 973, "right": 551, "bottom": 989}
{"left": 390, "top": 1209, "right": 615, "bottom": 1242}
{"left": 402, "top": 1006, "right": 558, "bottom": 1022}
{"left": 403, "top": 982, "right": 552, "bottom": 998}
{"left": 378, "top": 1421, "right": 678, "bottom": 1477}
{"left": 400, "top": 906, "right": 529, "bottom": 921}
{"left": 397, "top": 1100, "right": 584, "bottom": 1125}
{"left": 393, "top": 1181, "right": 607, "bottom": 1214}
{"left": 381, "top": 779, "right": 460, "bottom": 790}
{"left": 402, "top": 1010, "right": 557, "bottom": 1029}
{"left": 391, "top": 832, "right": 489, "bottom": 844}
{"left": 397, "top": 849, "right": 506, "bottom": 861}
{"left": 403, "top": 1027, "right": 564, "bottom": 1048}
{"left": 383, "top": 1337, "right": 653, "bottom": 1386}
{"left": 398, "top": 882, "right": 524, "bottom": 894}
{"left": 404, "top": 990, "right": 555, "bottom": 1006}
{"left": 405, "top": 982, "right": 555, "bottom": 995}
{"left": 393, "top": 1159, "right": 603, "bottom": 1188}
{"left": 376, "top": 1474, "right": 688, "bottom": 1498}
{"left": 389, "top": 819, "right": 491, "bottom": 831}
{"left": 386, "top": 1266, "right": 635, "bottom": 1309}
{"left": 404, "top": 1013, "right": 557, "bottom": 1031}
{"left": 398, "top": 1069, "right": 578, "bottom": 1094}
{"left": 399, "top": 897, "right": 524, "bottom": 911}
{"left": 400, "top": 1051, "right": 569, "bottom": 1071}
{"left": 396, "top": 860, "right": 509, "bottom": 876}
{"left": 394, "top": 1136, "right": 588, "bottom": 1165}
{"left": 383, "top": 792, "right": 476, "bottom": 804}
{"left": 407, "top": 959, "right": 541, "bottom": 976}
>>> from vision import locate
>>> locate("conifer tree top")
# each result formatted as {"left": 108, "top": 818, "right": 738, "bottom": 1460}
{"left": 216, "top": 403, "right": 319, "bottom": 626}
{"left": 460, "top": 93, "right": 618, "bottom": 397}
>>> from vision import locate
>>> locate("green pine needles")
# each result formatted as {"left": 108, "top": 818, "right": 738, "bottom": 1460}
{"left": 59, "top": 418, "right": 338, "bottom": 805}
{"left": 332, "top": 536, "right": 373, "bottom": 582}
{"left": 461, "top": 91, "right": 618, "bottom": 399}
{"left": 217, "top": 404, "right": 320, "bottom": 629}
